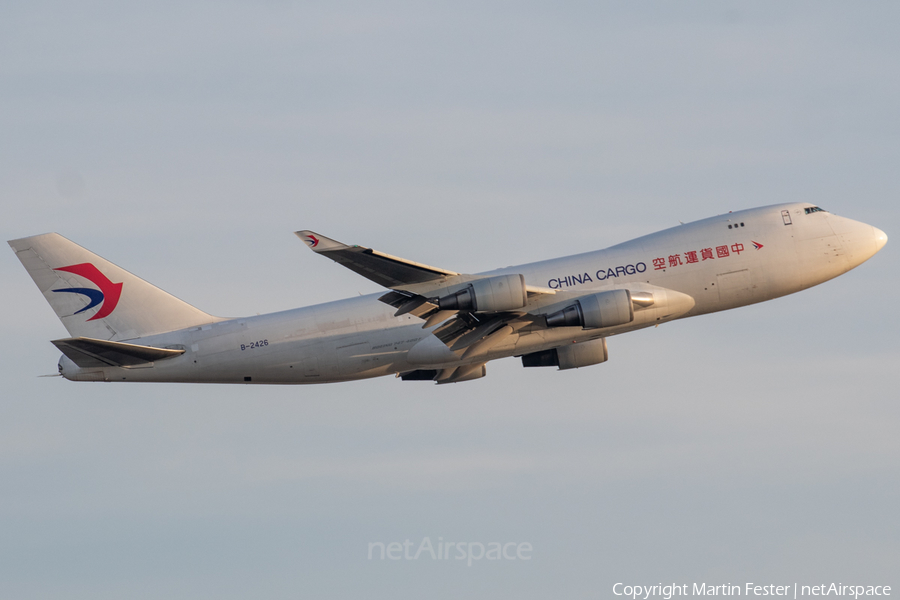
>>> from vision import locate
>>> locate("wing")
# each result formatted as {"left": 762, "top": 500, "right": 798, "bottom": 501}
{"left": 295, "top": 230, "right": 556, "bottom": 347}
{"left": 295, "top": 230, "right": 459, "bottom": 289}
{"left": 296, "top": 230, "right": 555, "bottom": 296}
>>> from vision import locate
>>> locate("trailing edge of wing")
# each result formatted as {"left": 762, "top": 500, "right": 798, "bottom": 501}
{"left": 52, "top": 337, "right": 185, "bottom": 368}
{"left": 295, "top": 230, "right": 458, "bottom": 289}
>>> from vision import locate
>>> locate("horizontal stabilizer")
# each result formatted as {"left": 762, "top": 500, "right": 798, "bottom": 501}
{"left": 52, "top": 337, "right": 185, "bottom": 368}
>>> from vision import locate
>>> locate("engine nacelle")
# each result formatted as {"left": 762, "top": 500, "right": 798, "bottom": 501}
{"left": 520, "top": 337, "right": 609, "bottom": 370}
{"left": 545, "top": 289, "right": 634, "bottom": 329}
{"left": 439, "top": 363, "right": 487, "bottom": 383}
{"left": 558, "top": 338, "right": 608, "bottom": 370}
{"left": 437, "top": 274, "right": 527, "bottom": 312}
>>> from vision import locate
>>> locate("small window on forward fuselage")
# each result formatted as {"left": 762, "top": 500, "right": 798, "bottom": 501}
{"left": 804, "top": 206, "right": 827, "bottom": 215}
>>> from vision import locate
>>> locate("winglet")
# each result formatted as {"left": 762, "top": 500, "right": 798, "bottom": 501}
{"left": 295, "top": 230, "right": 350, "bottom": 253}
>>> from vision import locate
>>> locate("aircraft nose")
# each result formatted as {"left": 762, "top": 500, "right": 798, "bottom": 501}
{"left": 873, "top": 227, "right": 888, "bottom": 253}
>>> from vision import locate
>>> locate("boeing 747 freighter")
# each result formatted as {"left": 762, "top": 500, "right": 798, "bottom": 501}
{"left": 9, "top": 203, "right": 887, "bottom": 384}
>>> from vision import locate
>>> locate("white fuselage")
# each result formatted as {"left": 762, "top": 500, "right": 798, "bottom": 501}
{"left": 58, "top": 203, "right": 886, "bottom": 384}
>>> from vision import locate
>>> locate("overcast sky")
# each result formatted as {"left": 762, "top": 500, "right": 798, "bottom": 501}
{"left": 2, "top": 2, "right": 898, "bottom": 598}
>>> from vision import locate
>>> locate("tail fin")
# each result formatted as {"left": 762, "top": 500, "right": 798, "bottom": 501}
{"left": 8, "top": 233, "right": 220, "bottom": 341}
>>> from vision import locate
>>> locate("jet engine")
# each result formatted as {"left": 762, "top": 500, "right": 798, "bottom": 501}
{"left": 545, "top": 289, "right": 634, "bottom": 329}
{"left": 437, "top": 274, "right": 527, "bottom": 312}
{"left": 520, "top": 337, "right": 609, "bottom": 370}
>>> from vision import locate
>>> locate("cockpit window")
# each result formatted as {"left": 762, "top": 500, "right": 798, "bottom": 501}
{"left": 804, "top": 206, "right": 827, "bottom": 215}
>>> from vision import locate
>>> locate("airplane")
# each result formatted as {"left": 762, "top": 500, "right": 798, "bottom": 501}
{"left": 8, "top": 203, "right": 888, "bottom": 385}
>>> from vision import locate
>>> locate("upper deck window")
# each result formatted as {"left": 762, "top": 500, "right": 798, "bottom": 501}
{"left": 804, "top": 206, "right": 827, "bottom": 215}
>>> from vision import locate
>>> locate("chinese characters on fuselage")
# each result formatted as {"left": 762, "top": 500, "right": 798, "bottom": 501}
{"left": 654, "top": 243, "right": 745, "bottom": 271}
{"left": 546, "top": 242, "right": 747, "bottom": 289}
